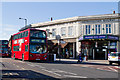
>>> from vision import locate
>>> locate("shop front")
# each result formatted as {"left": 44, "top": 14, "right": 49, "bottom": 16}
{"left": 48, "top": 39, "right": 76, "bottom": 59}
{"left": 79, "top": 35, "right": 119, "bottom": 60}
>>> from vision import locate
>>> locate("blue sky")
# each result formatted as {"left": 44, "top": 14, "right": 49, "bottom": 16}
{"left": 1, "top": 2, "right": 118, "bottom": 40}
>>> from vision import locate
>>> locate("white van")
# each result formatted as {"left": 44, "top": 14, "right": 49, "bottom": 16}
{"left": 108, "top": 52, "right": 120, "bottom": 65}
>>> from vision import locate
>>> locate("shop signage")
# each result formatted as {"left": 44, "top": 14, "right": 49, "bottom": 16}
{"left": 84, "top": 35, "right": 119, "bottom": 41}
{"left": 84, "top": 35, "right": 107, "bottom": 39}
{"left": 108, "top": 36, "right": 119, "bottom": 40}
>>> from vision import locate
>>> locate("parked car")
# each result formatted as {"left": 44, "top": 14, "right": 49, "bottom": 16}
{"left": 108, "top": 52, "right": 120, "bottom": 65}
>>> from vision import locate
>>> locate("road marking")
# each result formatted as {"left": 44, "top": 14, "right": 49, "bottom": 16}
{"left": 108, "top": 67, "right": 118, "bottom": 72}
{"left": 39, "top": 66, "right": 45, "bottom": 68}
{"left": 52, "top": 69, "right": 77, "bottom": 75}
{"left": 64, "top": 75, "right": 87, "bottom": 78}
{"left": 27, "top": 64, "right": 45, "bottom": 68}
{"left": 9, "top": 73, "right": 13, "bottom": 75}
{"left": 16, "top": 65, "right": 19, "bottom": 68}
{"left": 42, "top": 69, "right": 61, "bottom": 76}
{"left": 3, "top": 73, "right": 9, "bottom": 76}
{"left": 96, "top": 68, "right": 112, "bottom": 72}
{"left": 13, "top": 73, "right": 19, "bottom": 76}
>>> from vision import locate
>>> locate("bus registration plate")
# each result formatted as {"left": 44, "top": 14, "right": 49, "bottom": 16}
{"left": 36, "top": 59, "right": 40, "bottom": 60}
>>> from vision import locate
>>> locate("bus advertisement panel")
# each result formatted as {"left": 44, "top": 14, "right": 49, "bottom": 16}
{"left": 11, "top": 28, "right": 48, "bottom": 61}
{"left": 0, "top": 40, "right": 10, "bottom": 57}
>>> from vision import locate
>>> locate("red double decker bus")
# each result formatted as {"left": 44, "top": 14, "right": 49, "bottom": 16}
{"left": 11, "top": 28, "right": 48, "bottom": 61}
{"left": 0, "top": 40, "right": 10, "bottom": 57}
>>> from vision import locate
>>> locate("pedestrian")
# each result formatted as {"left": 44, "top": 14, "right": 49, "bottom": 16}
{"left": 77, "top": 51, "right": 82, "bottom": 63}
{"left": 66, "top": 51, "right": 69, "bottom": 58}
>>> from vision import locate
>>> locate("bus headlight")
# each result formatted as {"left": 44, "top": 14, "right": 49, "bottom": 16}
{"left": 43, "top": 54, "right": 47, "bottom": 58}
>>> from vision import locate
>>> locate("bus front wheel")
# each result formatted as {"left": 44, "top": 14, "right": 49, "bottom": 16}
{"left": 109, "top": 61, "right": 112, "bottom": 65}
{"left": 13, "top": 53, "right": 15, "bottom": 60}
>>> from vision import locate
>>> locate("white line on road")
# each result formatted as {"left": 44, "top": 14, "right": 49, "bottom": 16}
{"left": 42, "top": 69, "right": 61, "bottom": 76}
{"left": 9, "top": 73, "right": 13, "bottom": 75}
{"left": 64, "top": 75, "right": 87, "bottom": 78}
{"left": 27, "top": 64, "right": 45, "bottom": 68}
{"left": 108, "top": 67, "right": 118, "bottom": 72}
{"left": 96, "top": 68, "right": 112, "bottom": 72}
{"left": 52, "top": 69, "right": 77, "bottom": 75}
{"left": 16, "top": 66, "right": 19, "bottom": 68}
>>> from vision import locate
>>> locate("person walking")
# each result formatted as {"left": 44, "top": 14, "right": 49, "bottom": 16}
{"left": 66, "top": 51, "right": 69, "bottom": 58}
{"left": 77, "top": 51, "right": 83, "bottom": 63}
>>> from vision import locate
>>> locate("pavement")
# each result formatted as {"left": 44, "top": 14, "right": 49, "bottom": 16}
{"left": 56, "top": 58, "right": 109, "bottom": 64}
{"left": 55, "top": 58, "right": 120, "bottom": 73}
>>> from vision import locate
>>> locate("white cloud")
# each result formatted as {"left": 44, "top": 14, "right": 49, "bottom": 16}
{"left": 4, "top": 28, "right": 16, "bottom": 31}
{"left": 0, "top": 24, "right": 20, "bottom": 40}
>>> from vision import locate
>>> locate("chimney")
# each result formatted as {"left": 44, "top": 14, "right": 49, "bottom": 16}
{"left": 51, "top": 17, "right": 53, "bottom": 21}
{"left": 113, "top": 11, "right": 115, "bottom": 14}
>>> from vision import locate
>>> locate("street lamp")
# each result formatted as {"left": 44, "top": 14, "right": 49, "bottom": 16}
{"left": 19, "top": 17, "right": 27, "bottom": 26}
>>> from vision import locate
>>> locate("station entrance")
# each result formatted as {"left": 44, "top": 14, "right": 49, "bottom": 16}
{"left": 80, "top": 35, "right": 119, "bottom": 60}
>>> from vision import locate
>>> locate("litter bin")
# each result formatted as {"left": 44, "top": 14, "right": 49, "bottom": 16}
{"left": 47, "top": 53, "right": 56, "bottom": 61}
{"left": 84, "top": 56, "right": 88, "bottom": 61}
{"left": 54, "top": 54, "right": 56, "bottom": 61}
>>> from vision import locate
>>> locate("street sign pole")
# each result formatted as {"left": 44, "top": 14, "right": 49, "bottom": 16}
{"left": 58, "top": 40, "right": 60, "bottom": 61}
{"left": 56, "top": 35, "right": 61, "bottom": 61}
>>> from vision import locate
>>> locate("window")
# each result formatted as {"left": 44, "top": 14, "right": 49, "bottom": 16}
{"left": 30, "top": 31, "right": 46, "bottom": 38}
{"left": 106, "top": 24, "right": 111, "bottom": 34}
{"left": 98, "top": 25, "right": 101, "bottom": 34}
{"left": 88, "top": 25, "right": 90, "bottom": 34}
{"left": 30, "top": 44, "right": 47, "bottom": 54}
{"left": 13, "top": 46, "right": 19, "bottom": 51}
{"left": 86, "top": 25, "right": 91, "bottom": 35}
{"left": 106, "top": 24, "right": 108, "bottom": 34}
{"left": 68, "top": 26, "right": 73, "bottom": 36}
{"left": 25, "top": 45, "right": 28, "bottom": 52}
{"left": 109, "top": 24, "right": 111, "bottom": 33}
{"left": 52, "top": 28, "right": 56, "bottom": 37}
{"left": 95, "top": 25, "right": 101, "bottom": 34}
{"left": 61, "top": 27, "right": 66, "bottom": 36}
{"left": 2, "top": 41, "right": 8, "bottom": 45}
{"left": 25, "top": 31, "right": 28, "bottom": 37}
{"left": 95, "top": 25, "right": 98, "bottom": 34}
{"left": 13, "top": 31, "right": 28, "bottom": 40}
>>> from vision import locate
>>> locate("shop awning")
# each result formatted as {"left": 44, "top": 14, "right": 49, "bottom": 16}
{"left": 60, "top": 43, "right": 68, "bottom": 48}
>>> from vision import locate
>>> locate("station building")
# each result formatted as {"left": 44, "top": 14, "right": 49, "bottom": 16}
{"left": 21, "top": 13, "right": 120, "bottom": 60}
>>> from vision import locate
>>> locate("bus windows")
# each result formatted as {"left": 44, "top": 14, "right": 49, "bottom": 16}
{"left": 30, "top": 31, "right": 46, "bottom": 38}
{"left": 30, "top": 45, "right": 47, "bottom": 54}
{"left": 13, "top": 46, "right": 19, "bottom": 51}
{"left": 13, "top": 31, "right": 28, "bottom": 40}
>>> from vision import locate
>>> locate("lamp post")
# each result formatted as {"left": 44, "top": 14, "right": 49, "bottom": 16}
{"left": 56, "top": 35, "right": 61, "bottom": 61}
{"left": 19, "top": 17, "right": 27, "bottom": 26}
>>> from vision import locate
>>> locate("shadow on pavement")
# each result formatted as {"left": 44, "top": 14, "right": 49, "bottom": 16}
{"left": 9, "top": 58, "right": 119, "bottom": 66}
{"left": 2, "top": 70, "right": 60, "bottom": 80}
{"left": 28, "top": 60, "right": 119, "bottom": 66}
{"left": 1, "top": 70, "right": 119, "bottom": 80}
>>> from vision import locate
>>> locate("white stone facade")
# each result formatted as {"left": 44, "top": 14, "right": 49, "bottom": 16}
{"left": 31, "top": 13, "right": 120, "bottom": 58}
